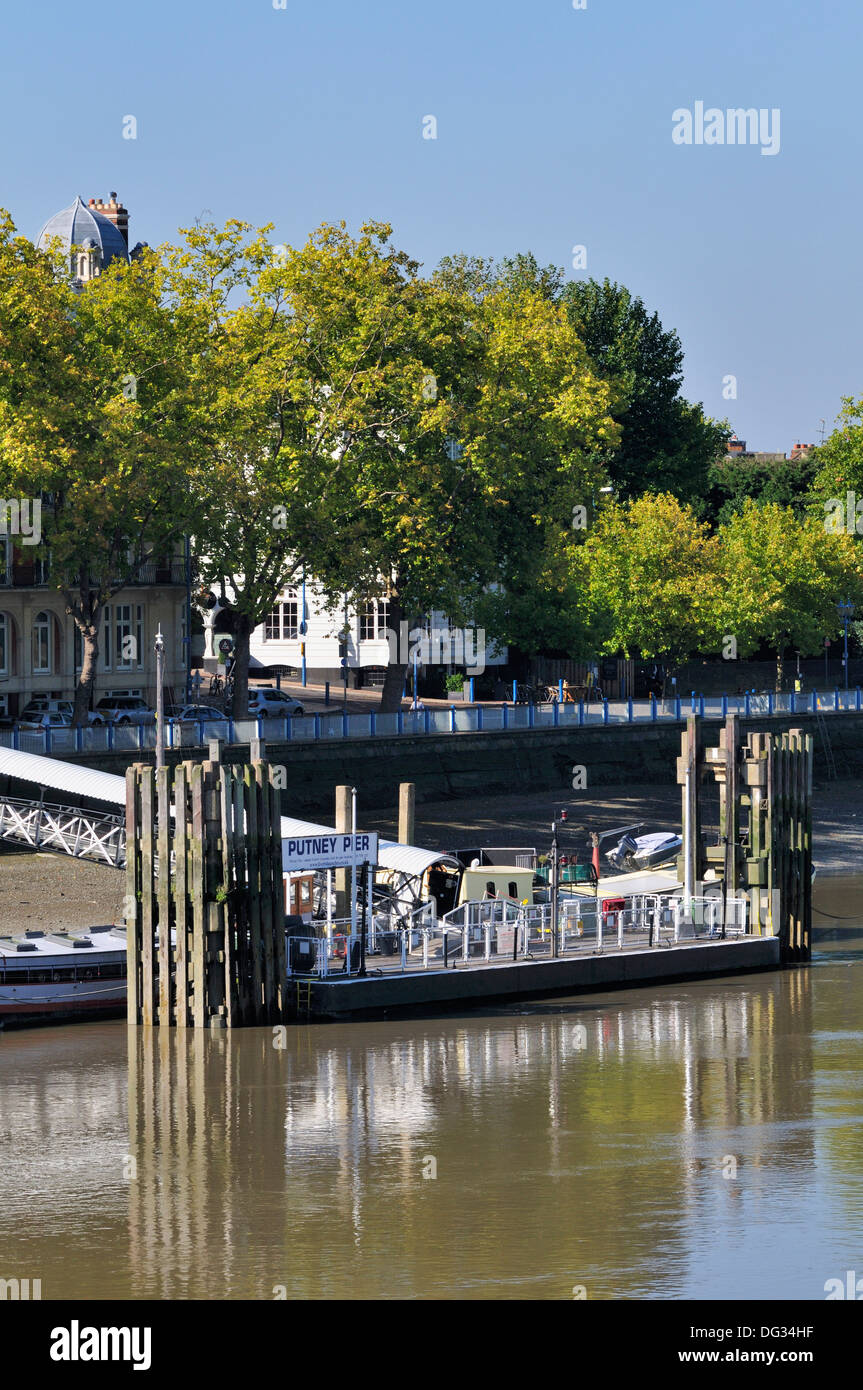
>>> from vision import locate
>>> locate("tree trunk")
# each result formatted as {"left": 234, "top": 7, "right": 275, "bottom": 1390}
{"left": 379, "top": 589, "right": 408, "bottom": 714}
{"left": 73, "top": 622, "right": 99, "bottom": 727}
{"left": 230, "top": 613, "right": 252, "bottom": 720}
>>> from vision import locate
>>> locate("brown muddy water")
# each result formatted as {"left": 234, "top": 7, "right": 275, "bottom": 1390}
{"left": 0, "top": 878, "right": 861, "bottom": 1301}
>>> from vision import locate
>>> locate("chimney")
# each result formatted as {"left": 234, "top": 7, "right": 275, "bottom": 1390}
{"left": 92, "top": 192, "right": 130, "bottom": 247}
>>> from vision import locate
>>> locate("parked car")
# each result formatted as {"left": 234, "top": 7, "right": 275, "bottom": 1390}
{"left": 176, "top": 705, "right": 228, "bottom": 724}
{"left": 247, "top": 688, "right": 304, "bottom": 718}
{"left": 19, "top": 698, "right": 105, "bottom": 727}
{"left": 94, "top": 695, "right": 156, "bottom": 726}
{"left": 17, "top": 710, "right": 73, "bottom": 732}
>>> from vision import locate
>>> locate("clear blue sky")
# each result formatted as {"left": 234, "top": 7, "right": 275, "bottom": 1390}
{"left": 2, "top": 0, "right": 860, "bottom": 451}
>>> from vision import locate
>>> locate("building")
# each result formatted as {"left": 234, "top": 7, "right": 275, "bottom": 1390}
{"left": 725, "top": 435, "right": 815, "bottom": 465}
{"left": 0, "top": 195, "right": 188, "bottom": 720}
{"left": 244, "top": 580, "right": 505, "bottom": 689}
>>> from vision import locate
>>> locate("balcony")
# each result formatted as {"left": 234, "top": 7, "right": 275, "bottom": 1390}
{"left": 126, "top": 561, "right": 187, "bottom": 587}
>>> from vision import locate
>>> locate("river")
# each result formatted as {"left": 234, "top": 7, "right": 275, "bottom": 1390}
{"left": 1, "top": 878, "right": 861, "bottom": 1301}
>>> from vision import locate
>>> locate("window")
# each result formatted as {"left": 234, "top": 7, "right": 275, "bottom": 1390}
{"left": 0, "top": 612, "right": 7, "bottom": 675}
{"left": 360, "top": 598, "right": 389, "bottom": 642}
{"left": 0, "top": 536, "right": 10, "bottom": 585}
{"left": 264, "top": 590, "right": 298, "bottom": 641}
{"left": 32, "top": 611, "right": 51, "bottom": 673}
{"left": 114, "top": 604, "right": 144, "bottom": 669}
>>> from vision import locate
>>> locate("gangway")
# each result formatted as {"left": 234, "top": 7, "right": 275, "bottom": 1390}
{"left": 0, "top": 795, "right": 126, "bottom": 866}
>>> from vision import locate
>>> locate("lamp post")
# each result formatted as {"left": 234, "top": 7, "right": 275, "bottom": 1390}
{"left": 300, "top": 567, "right": 307, "bottom": 688}
{"left": 549, "top": 808, "right": 567, "bottom": 959}
{"left": 154, "top": 626, "right": 165, "bottom": 770}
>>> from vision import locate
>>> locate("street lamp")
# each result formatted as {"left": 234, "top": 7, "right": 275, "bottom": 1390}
{"left": 154, "top": 626, "right": 165, "bottom": 770}
{"left": 549, "top": 809, "right": 568, "bottom": 959}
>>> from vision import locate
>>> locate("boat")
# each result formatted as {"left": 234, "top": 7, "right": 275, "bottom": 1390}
{"left": 605, "top": 827, "right": 683, "bottom": 872}
{"left": 0, "top": 926, "right": 127, "bottom": 1028}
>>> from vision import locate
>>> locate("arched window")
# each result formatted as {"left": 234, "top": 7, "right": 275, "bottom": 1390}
{"left": 32, "top": 610, "right": 51, "bottom": 673}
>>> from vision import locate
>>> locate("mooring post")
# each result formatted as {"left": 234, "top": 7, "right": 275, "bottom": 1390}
{"left": 173, "top": 765, "right": 190, "bottom": 1026}
{"left": 156, "top": 765, "right": 172, "bottom": 1027}
{"left": 125, "top": 767, "right": 142, "bottom": 1027}
{"left": 677, "top": 715, "right": 703, "bottom": 916}
{"left": 331, "top": 783, "right": 351, "bottom": 926}
{"left": 721, "top": 715, "right": 740, "bottom": 933}
{"left": 139, "top": 766, "right": 157, "bottom": 1026}
{"left": 399, "top": 782, "right": 416, "bottom": 846}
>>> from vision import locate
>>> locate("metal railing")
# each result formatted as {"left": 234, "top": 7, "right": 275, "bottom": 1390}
{"left": 2, "top": 687, "right": 861, "bottom": 759}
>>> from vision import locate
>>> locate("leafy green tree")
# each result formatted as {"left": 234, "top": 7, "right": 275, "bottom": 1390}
{"left": 806, "top": 396, "right": 863, "bottom": 530}
{"left": 580, "top": 493, "right": 724, "bottom": 683}
{"left": 164, "top": 218, "right": 456, "bottom": 718}
{"left": 0, "top": 211, "right": 191, "bottom": 723}
{"left": 705, "top": 449, "right": 818, "bottom": 526}
{"left": 559, "top": 278, "right": 728, "bottom": 505}
{"left": 715, "top": 500, "right": 863, "bottom": 687}
{"left": 311, "top": 273, "right": 619, "bottom": 709}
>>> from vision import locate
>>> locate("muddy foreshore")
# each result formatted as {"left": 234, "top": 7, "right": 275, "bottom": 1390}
{"left": 2, "top": 779, "right": 862, "bottom": 935}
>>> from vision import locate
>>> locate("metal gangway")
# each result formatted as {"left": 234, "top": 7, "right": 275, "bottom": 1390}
{"left": 0, "top": 793, "right": 126, "bottom": 867}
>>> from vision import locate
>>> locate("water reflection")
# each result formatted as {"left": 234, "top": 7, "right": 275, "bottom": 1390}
{"left": 1, "top": 935, "right": 861, "bottom": 1301}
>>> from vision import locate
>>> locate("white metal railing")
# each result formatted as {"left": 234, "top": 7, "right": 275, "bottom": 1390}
{"left": 286, "top": 889, "right": 752, "bottom": 978}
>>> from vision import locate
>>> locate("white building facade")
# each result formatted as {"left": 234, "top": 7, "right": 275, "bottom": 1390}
{"left": 247, "top": 579, "right": 506, "bottom": 688}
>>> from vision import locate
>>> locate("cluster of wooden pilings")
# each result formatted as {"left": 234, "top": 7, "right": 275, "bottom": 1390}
{"left": 677, "top": 715, "right": 813, "bottom": 963}
{"left": 125, "top": 750, "right": 286, "bottom": 1027}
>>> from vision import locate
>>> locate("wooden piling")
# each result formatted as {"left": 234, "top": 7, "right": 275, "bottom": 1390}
{"left": 398, "top": 782, "right": 416, "bottom": 847}
{"left": 126, "top": 756, "right": 287, "bottom": 1027}
{"left": 676, "top": 718, "right": 812, "bottom": 964}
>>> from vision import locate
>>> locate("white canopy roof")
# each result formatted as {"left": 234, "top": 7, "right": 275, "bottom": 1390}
{"left": 0, "top": 747, "right": 455, "bottom": 881}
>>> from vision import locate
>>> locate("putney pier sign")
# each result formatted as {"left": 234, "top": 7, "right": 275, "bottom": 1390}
{"left": 282, "top": 832, "right": 379, "bottom": 873}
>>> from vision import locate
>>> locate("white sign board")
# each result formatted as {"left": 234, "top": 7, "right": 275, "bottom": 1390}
{"left": 282, "top": 832, "right": 379, "bottom": 873}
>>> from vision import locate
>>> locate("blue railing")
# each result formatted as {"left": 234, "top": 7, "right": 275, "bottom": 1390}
{"left": 1, "top": 688, "right": 859, "bottom": 759}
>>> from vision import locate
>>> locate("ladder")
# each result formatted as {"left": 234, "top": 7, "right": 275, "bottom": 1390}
{"left": 294, "top": 980, "right": 313, "bottom": 1020}
{"left": 814, "top": 709, "right": 837, "bottom": 780}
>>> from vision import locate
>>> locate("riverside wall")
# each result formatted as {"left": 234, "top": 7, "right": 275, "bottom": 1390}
{"left": 11, "top": 709, "right": 861, "bottom": 821}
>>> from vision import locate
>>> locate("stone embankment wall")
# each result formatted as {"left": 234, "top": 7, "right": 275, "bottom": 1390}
{"left": 7, "top": 710, "right": 860, "bottom": 821}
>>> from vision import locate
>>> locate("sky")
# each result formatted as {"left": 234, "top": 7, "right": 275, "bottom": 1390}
{"left": 1, "top": 0, "right": 860, "bottom": 452}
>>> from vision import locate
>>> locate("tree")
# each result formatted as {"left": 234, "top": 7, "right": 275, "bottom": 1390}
{"left": 559, "top": 278, "right": 728, "bottom": 505}
{"left": 715, "top": 500, "right": 863, "bottom": 687}
{"left": 806, "top": 396, "right": 863, "bottom": 531}
{"left": 580, "top": 493, "right": 724, "bottom": 683}
{"left": 0, "top": 211, "right": 192, "bottom": 722}
{"left": 167, "top": 218, "right": 477, "bottom": 717}
{"left": 309, "top": 271, "right": 619, "bottom": 709}
{"left": 705, "top": 449, "right": 819, "bottom": 526}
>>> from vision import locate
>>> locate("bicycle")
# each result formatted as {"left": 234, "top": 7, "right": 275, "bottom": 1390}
{"left": 515, "top": 681, "right": 555, "bottom": 705}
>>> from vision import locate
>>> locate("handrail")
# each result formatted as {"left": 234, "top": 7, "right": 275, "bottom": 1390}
{"left": 3, "top": 686, "right": 860, "bottom": 758}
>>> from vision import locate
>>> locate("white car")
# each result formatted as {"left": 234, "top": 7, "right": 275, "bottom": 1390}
{"left": 177, "top": 705, "right": 229, "bottom": 724}
{"left": 247, "top": 689, "right": 304, "bottom": 718}
{"left": 94, "top": 695, "right": 156, "bottom": 726}
{"left": 18, "top": 699, "right": 105, "bottom": 727}
{"left": 17, "top": 710, "right": 73, "bottom": 732}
